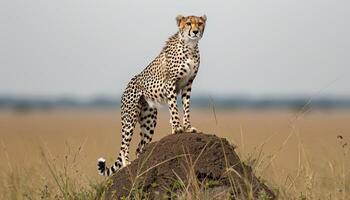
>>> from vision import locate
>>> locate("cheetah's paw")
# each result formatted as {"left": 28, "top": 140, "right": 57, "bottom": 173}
{"left": 171, "top": 126, "right": 184, "bottom": 134}
{"left": 135, "top": 148, "right": 143, "bottom": 158}
{"left": 184, "top": 126, "right": 199, "bottom": 133}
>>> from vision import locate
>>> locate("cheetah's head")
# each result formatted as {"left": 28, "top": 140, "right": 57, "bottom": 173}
{"left": 176, "top": 15, "right": 207, "bottom": 43}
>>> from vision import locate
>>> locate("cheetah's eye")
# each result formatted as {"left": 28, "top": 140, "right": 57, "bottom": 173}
{"left": 186, "top": 22, "right": 191, "bottom": 26}
{"left": 198, "top": 22, "right": 203, "bottom": 26}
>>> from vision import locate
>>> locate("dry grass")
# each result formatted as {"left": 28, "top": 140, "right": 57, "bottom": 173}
{"left": 0, "top": 108, "right": 349, "bottom": 199}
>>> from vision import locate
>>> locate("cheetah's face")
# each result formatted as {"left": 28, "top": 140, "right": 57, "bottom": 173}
{"left": 176, "top": 15, "right": 207, "bottom": 42}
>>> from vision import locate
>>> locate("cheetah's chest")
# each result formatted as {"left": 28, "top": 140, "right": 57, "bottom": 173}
{"left": 177, "top": 57, "right": 198, "bottom": 89}
{"left": 144, "top": 52, "right": 199, "bottom": 108}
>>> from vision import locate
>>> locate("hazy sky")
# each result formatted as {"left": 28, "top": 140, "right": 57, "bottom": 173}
{"left": 1, "top": 0, "right": 349, "bottom": 98}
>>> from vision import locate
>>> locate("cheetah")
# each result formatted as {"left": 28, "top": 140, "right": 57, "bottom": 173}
{"left": 97, "top": 15, "right": 207, "bottom": 176}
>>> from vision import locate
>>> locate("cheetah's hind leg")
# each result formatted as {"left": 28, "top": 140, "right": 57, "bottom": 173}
{"left": 136, "top": 100, "right": 158, "bottom": 158}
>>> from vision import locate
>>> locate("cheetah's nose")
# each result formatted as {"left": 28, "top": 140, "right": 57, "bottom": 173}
{"left": 193, "top": 30, "right": 199, "bottom": 35}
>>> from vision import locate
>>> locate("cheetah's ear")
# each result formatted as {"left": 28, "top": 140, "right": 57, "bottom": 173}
{"left": 201, "top": 15, "right": 207, "bottom": 22}
{"left": 176, "top": 15, "right": 184, "bottom": 26}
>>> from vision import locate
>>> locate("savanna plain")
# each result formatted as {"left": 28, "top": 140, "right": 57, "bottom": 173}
{"left": 0, "top": 108, "right": 349, "bottom": 199}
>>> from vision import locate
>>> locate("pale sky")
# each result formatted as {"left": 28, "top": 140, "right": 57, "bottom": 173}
{"left": 1, "top": 0, "right": 349, "bottom": 98}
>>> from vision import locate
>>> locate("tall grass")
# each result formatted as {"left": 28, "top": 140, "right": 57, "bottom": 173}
{"left": 1, "top": 132, "right": 348, "bottom": 200}
{"left": 0, "top": 139, "right": 106, "bottom": 200}
{"left": 0, "top": 109, "right": 349, "bottom": 199}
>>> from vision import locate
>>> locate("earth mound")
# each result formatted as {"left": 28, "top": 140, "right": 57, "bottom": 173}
{"left": 105, "top": 132, "right": 275, "bottom": 199}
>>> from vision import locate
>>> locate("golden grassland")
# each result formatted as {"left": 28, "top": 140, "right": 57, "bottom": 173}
{"left": 0, "top": 108, "right": 349, "bottom": 199}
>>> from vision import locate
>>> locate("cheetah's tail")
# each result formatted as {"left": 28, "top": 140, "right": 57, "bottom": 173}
{"left": 97, "top": 157, "right": 122, "bottom": 176}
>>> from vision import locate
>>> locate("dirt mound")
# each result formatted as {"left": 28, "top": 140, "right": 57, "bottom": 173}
{"left": 105, "top": 132, "right": 275, "bottom": 199}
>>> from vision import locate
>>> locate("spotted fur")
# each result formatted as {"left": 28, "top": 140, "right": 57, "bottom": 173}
{"left": 97, "top": 15, "right": 207, "bottom": 176}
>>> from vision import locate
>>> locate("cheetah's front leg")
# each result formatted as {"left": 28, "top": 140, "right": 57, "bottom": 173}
{"left": 166, "top": 79, "right": 183, "bottom": 134}
{"left": 181, "top": 78, "right": 199, "bottom": 133}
